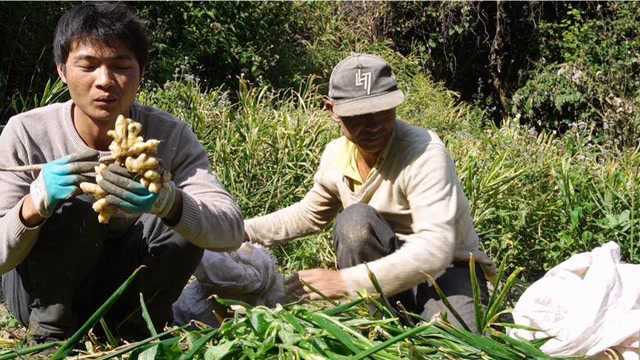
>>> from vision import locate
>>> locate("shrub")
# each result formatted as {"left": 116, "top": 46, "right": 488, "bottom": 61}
{"left": 539, "top": 4, "right": 640, "bottom": 95}
{"left": 510, "top": 64, "right": 594, "bottom": 134}
{"left": 137, "top": 2, "right": 324, "bottom": 90}
{"left": 512, "top": 63, "right": 640, "bottom": 149}
{"left": 379, "top": 2, "right": 567, "bottom": 118}
{"left": 513, "top": 3, "right": 640, "bottom": 148}
{"left": 0, "top": 2, "right": 72, "bottom": 122}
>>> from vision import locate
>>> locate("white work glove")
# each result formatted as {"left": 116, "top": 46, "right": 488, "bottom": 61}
{"left": 30, "top": 150, "right": 99, "bottom": 217}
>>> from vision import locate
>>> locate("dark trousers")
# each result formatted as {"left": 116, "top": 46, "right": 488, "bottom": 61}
{"left": 334, "top": 203, "right": 488, "bottom": 332}
{"left": 1, "top": 195, "right": 203, "bottom": 340}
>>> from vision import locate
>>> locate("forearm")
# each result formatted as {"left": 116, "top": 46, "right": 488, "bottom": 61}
{"left": 164, "top": 126, "right": 245, "bottom": 251}
{"left": 339, "top": 234, "right": 454, "bottom": 297}
{"left": 0, "top": 196, "right": 42, "bottom": 274}
{"left": 19, "top": 194, "right": 45, "bottom": 227}
{"left": 245, "top": 201, "right": 333, "bottom": 246}
{"left": 161, "top": 188, "right": 183, "bottom": 226}
{"left": 0, "top": 119, "right": 45, "bottom": 273}
{"left": 172, "top": 189, "right": 244, "bottom": 251}
{"left": 246, "top": 159, "right": 341, "bottom": 246}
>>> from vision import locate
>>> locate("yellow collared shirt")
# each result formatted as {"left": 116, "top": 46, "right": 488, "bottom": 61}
{"left": 341, "top": 140, "right": 364, "bottom": 192}
{"left": 339, "top": 136, "right": 394, "bottom": 193}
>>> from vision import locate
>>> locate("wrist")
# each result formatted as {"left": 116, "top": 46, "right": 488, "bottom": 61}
{"left": 20, "top": 195, "right": 45, "bottom": 227}
{"left": 29, "top": 174, "right": 52, "bottom": 218}
{"left": 337, "top": 270, "right": 349, "bottom": 296}
{"left": 336, "top": 266, "right": 365, "bottom": 297}
{"left": 161, "top": 187, "right": 183, "bottom": 226}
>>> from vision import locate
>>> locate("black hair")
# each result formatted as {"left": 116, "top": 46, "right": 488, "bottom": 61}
{"left": 53, "top": 3, "right": 149, "bottom": 72}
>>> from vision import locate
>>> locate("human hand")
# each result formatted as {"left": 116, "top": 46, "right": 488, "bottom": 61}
{"left": 29, "top": 150, "right": 99, "bottom": 217}
{"left": 98, "top": 164, "right": 177, "bottom": 218}
{"left": 285, "top": 268, "right": 348, "bottom": 301}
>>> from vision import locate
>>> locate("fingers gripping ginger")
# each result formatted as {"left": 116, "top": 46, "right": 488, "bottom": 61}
{"left": 81, "top": 114, "right": 166, "bottom": 223}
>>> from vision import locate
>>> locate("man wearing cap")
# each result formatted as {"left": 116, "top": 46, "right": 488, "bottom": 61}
{"left": 244, "top": 54, "right": 495, "bottom": 330}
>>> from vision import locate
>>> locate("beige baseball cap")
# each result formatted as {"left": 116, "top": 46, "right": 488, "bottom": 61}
{"left": 328, "top": 53, "right": 405, "bottom": 117}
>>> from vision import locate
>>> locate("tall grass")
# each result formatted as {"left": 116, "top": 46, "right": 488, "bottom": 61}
{"left": 140, "top": 73, "right": 639, "bottom": 283}
{"left": 451, "top": 122, "right": 638, "bottom": 279}
{"left": 138, "top": 78, "right": 339, "bottom": 272}
{"left": 399, "top": 74, "right": 640, "bottom": 280}
{"left": 10, "top": 78, "right": 69, "bottom": 115}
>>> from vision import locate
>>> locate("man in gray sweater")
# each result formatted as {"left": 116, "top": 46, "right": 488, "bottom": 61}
{"left": 0, "top": 3, "right": 244, "bottom": 340}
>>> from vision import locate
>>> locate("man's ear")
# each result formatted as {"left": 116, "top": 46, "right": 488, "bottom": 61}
{"left": 323, "top": 98, "right": 341, "bottom": 123}
{"left": 322, "top": 97, "right": 333, "bottom": 112}
{"left": 56, "top": 64, "right": 67, "bottom": 84}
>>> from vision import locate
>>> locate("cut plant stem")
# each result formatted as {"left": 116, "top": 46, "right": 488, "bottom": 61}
{"left": 0, "top": 164, "right": 44, "bottom": 172}
{"left": 0, "top": 156, "right": 114, "bottom": 173}
{"left": 51, "top": 265, "right": 146, "bottom": 359}
{"left": 422, "top": 271, "right": 472, "bottom": 332}
{"left": 0, "top": 341, "right": 62, "bottom": 360}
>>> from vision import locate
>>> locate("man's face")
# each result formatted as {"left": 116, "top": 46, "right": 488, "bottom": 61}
{"left": 57, "top": 39, "right": 141, "bottom": 123}
{"left": 337, "top": 108, "right": 396, "bottom": 154}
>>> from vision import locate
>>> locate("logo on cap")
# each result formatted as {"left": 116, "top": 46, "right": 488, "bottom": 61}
{"left": 355, "top": 68, "right": 372, "bottom": 95}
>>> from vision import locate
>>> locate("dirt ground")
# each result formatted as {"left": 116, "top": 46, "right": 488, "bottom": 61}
{"left": 0, "top": 302, "right": 26, "bottom": 349}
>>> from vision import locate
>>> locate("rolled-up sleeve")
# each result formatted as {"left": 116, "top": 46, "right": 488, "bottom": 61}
{"left": 245, "top": 145, "right": 342, "bottom": 246}
{"left": 170, "top": 125, "right": 244, "bottom": 251}
{"left": 0, "top": 119, "right": 42, "bottom": 274}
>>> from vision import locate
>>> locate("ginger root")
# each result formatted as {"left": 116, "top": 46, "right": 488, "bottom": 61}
{"left": 83, "top": 114, "right": 166, "bottom": 224}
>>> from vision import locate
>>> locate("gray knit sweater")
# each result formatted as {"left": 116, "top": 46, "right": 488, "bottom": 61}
{"left": 0, "top": 100, "right": 244, "bottom": 274}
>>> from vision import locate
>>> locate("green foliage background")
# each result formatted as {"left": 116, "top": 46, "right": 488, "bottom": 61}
{"left": 136, "top": 74, "right": 640, "bottom": 284}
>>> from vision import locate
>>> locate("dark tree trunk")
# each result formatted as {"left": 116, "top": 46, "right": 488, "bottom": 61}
{"left": 490, "top": 0, "right": 510, "bottom": 119}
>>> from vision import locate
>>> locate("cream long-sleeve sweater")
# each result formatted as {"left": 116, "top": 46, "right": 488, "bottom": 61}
{"left": 0, "top": 101, "right": 244, "bottom": 274}
{"left": 246, "top": 120, "right": 495, "bottom": 297}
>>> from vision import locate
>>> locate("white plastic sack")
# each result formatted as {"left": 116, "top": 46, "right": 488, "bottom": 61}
{"left": 510, "top": 242, "right": 640, "bottom": 359}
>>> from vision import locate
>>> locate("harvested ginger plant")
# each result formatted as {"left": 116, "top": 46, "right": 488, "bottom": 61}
{"left": 81, "top": 115, "right": 165, "bottom": 224}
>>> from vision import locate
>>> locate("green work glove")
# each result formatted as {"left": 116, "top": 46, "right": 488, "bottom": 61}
{"left": 30, "top": 150, "right": 99, "bottom": 217}
{"left": 98, "top": 164, "right": 177, "bottom": 218}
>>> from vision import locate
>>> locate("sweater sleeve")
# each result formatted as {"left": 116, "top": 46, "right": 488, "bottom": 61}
{"left": 0, "top": 120, "right": 42, "bottom": 274}
{"left": 340, "top": 143, "right": 457, "bottom": 297}
{"left": 245, "top": 147, "right": 342, "bottom": 246}
{"left": 170, "top": 124, "right": 244, "bottom": 251}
